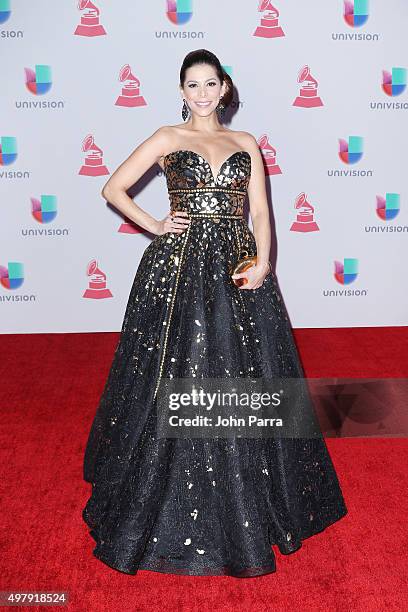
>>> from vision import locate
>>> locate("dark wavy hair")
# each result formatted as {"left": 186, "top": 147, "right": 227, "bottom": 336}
{"left": 179, "top": 49, "right": 234, "bottom": 108}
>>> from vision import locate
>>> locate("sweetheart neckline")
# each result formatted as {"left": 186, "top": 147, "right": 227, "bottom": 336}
{"left": 162, "top": 149, "right": 251, "bottom": 184}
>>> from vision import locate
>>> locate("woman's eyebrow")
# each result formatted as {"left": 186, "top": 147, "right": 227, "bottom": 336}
{"left": 185, "top": 78, "right": 217, "bottom": 84}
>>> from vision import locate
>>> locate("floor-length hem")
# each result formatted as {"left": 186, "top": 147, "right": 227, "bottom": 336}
{"left": 83, "top": 505, "right": 348, "bottom": 578}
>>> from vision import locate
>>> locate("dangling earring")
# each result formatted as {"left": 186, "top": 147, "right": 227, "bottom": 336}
{"left": 216, "top": 99, "right": 225, "bottom": 118}
{"left": 181, "top": 99, "right": 190, "bottom": 121}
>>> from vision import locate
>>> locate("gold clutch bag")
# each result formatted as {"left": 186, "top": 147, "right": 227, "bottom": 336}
{"left": 230, "top": 250, "right": 258, "bottom": 287}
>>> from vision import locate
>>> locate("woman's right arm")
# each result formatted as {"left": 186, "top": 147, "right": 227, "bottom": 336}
{"left": 100, "top": 126, "right": 189, "bottom": 236}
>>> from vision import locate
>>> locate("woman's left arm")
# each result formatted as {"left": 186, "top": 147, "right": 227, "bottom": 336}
{"left": 231, "top": 133, "right": 271, "bottom": 290}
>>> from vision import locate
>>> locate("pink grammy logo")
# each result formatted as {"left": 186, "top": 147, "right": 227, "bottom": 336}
{"left": 290, "top": 193, "right": 319, "bottom": 232}
{"left": 293, "top": 66, "right": 324, "bottom": 108}
{"left": 79, "top": 135, "right": 109, "bottom": 176}
{"left": 74, "top": 0, "right": 107, "bottom": 37}
{"left": 83, "top": 259, "right": 113, "bottom": 299}
{"left": 115, "top": 65, "right": 147, "bottom": 107}
{"left": 253, "top": 0, "right": 285, "bottom": 38}
{"left": 258, "top": 134, "right": 282, "bottom": 175}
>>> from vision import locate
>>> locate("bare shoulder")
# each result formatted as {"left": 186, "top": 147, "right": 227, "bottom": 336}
{"left": 151, "top": 125, "right": 174, "bottom": 154}
{"left": 153, "top": 124, "right": 187, "bottom": 159}
{"left": 235, "top": 130, "right": 259, "bottom": 152}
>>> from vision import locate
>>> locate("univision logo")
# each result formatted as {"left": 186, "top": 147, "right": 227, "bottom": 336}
{"left": 31, "top": 195, "right": 57, "bottom": 223}
{"left": 0, "top": 135, "right": 30, "bottom": 179}
{"left": 376, "top": 193, "right": 400, "bottom": 220}
{"left": 382, "top": 67, "right": 407, "bottom": 97}
{"left": 322, "top": 258, "right": 367, "bottom": 297}
{"left": 332, "top": 0, "right": 379, "bottom": 41}
{"left": 20, "top": 195, "right": 70, "bottom": 237}
{"left": 0, "top": 261, "right": 23, "bottom": 289}
{"left": 0, "top": 0, "right": 23, "bottom": 38}
{"left": 334, "top": 258, "right": 358, "bottom": 284}
{"left": 156, "top": 0, "right": 204, "bottom": 38}
{"left": 328, "top": 135, "right": 373, "bottom": 177}
{"left": 344, "top": 0, "right": 369, "bottom": 27}
{"left": 166, "top": 0, "right": 193, "bottom": 24}
{"left": 365, "top": 193, "right": 407, "bottom": 233}
{"left": 0, "top": 135, "right": 17, "bottom": 165}
{"left": 370, "top": 67, "right": 408, "bottom": 109}
{"left": 0, "top": 261, "right": 36, "bottom": 302}
{"left": 15, "top": 64, "right": 65, "bottom": 109}
{"left": 25, "top": 64, "right": 52, "bottom": 95}
{"left": 338, "top": 136, "right": 363, "bottom": 164}
{"left": 0, "top": 0, "right": 11, "bottom": 23}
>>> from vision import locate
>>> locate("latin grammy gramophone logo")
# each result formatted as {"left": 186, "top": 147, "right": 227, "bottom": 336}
{"left": 0, "top": 261, "right": 24, "bottom": 290}
{"left": 79, "top": 134, "right": 109, "bottom": 176}
{"left": 293, "top": 66, "right": 323, "bottom": 108}
{"left": 115, "top": 65, "right": 147, "bottom": 107}
{"left": 290, "top": 193, "right": 319, "bottom": 233}
{"left": 376, "top": 193, "right": 400, "bottom": 221}
{"left": 83, "top": 259, "right": 113, "bottom": 299}
{"left": 166, "top": 0, "right": 193, "bottom": 25}
{"left": 253, "top": 0, "right": 285, "bottom": 38}
{"left": 334, "top": 258, "right": 358, "bottom": 285}
{"left": 258, "top": 134, "right": 281, "bottom": 175}
{"left": 74, "top": 0, "right": 106, "bottom": 37}
{"left": 343, "top": 0, "right": 369, "bottom": 28}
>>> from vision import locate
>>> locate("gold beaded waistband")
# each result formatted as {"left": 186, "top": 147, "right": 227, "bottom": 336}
{"left": 171, "top": 212, "right": 243, "bottom": 219}
{"left": 168, "top": 187, "right": 247, "bottom": 195}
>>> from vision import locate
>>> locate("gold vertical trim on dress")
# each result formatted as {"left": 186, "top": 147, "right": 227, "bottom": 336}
{"left": 153, "top": 224, "right": 192, "bottom": 402}
{"left": 232, "top": 220, "right": 248, "bottom": 313}
{"left": 233, "top": 219, "right": 242, "bottom": 253}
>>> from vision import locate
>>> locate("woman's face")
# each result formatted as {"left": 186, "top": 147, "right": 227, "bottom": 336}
{"left": 181, "top": 63, "right": 226, "bottom": 117}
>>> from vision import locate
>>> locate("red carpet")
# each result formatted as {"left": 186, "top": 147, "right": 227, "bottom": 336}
{"left": 1, "top": 328, "right": 407, "bottom": 611}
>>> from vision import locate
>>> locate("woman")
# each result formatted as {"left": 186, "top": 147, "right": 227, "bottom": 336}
{"left": 82, "top": 48, "right": 347, "bottom": 577}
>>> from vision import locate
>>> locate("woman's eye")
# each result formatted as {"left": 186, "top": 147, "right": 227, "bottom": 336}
{"left": 187, "top": 82, "right": 216, "bottom": 88}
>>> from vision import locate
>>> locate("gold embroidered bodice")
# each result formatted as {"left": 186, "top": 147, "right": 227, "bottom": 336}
{"left": 163, "top": 149, "right": 251, "bottom": 217}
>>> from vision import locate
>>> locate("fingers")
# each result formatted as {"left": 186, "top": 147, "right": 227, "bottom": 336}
{"left": 239, "top": 278, "right": 266, "bottom": 290}
{"left": 171, "top": 210, "right": 189, "bottom": 218}
{"left": 239, "top": 284, "right": 260, "bottom": 290}
{"left": 171, "top": 212, "right": 190, "bottom": 226}
{"left": 233, "top": 262, "right": 271, "bottom": 289}
{"left": 234, "top": 273, "right": 268, "bottom": 290}
{"left": 167, "top": 210, "right": 190, "bottom": 233}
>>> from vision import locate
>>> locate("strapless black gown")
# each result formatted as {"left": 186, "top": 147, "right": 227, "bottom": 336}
{"left": 82, "top": 149, "right": 347, "bottom": 577}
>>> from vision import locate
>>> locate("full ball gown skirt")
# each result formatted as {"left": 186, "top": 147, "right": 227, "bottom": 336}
{"left": 82, "top": 149, "right": 347, "bottom": 577}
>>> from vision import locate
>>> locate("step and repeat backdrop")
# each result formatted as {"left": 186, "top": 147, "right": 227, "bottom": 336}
{"left": 1, "top": 0, "right": 407, "bottom": 333}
